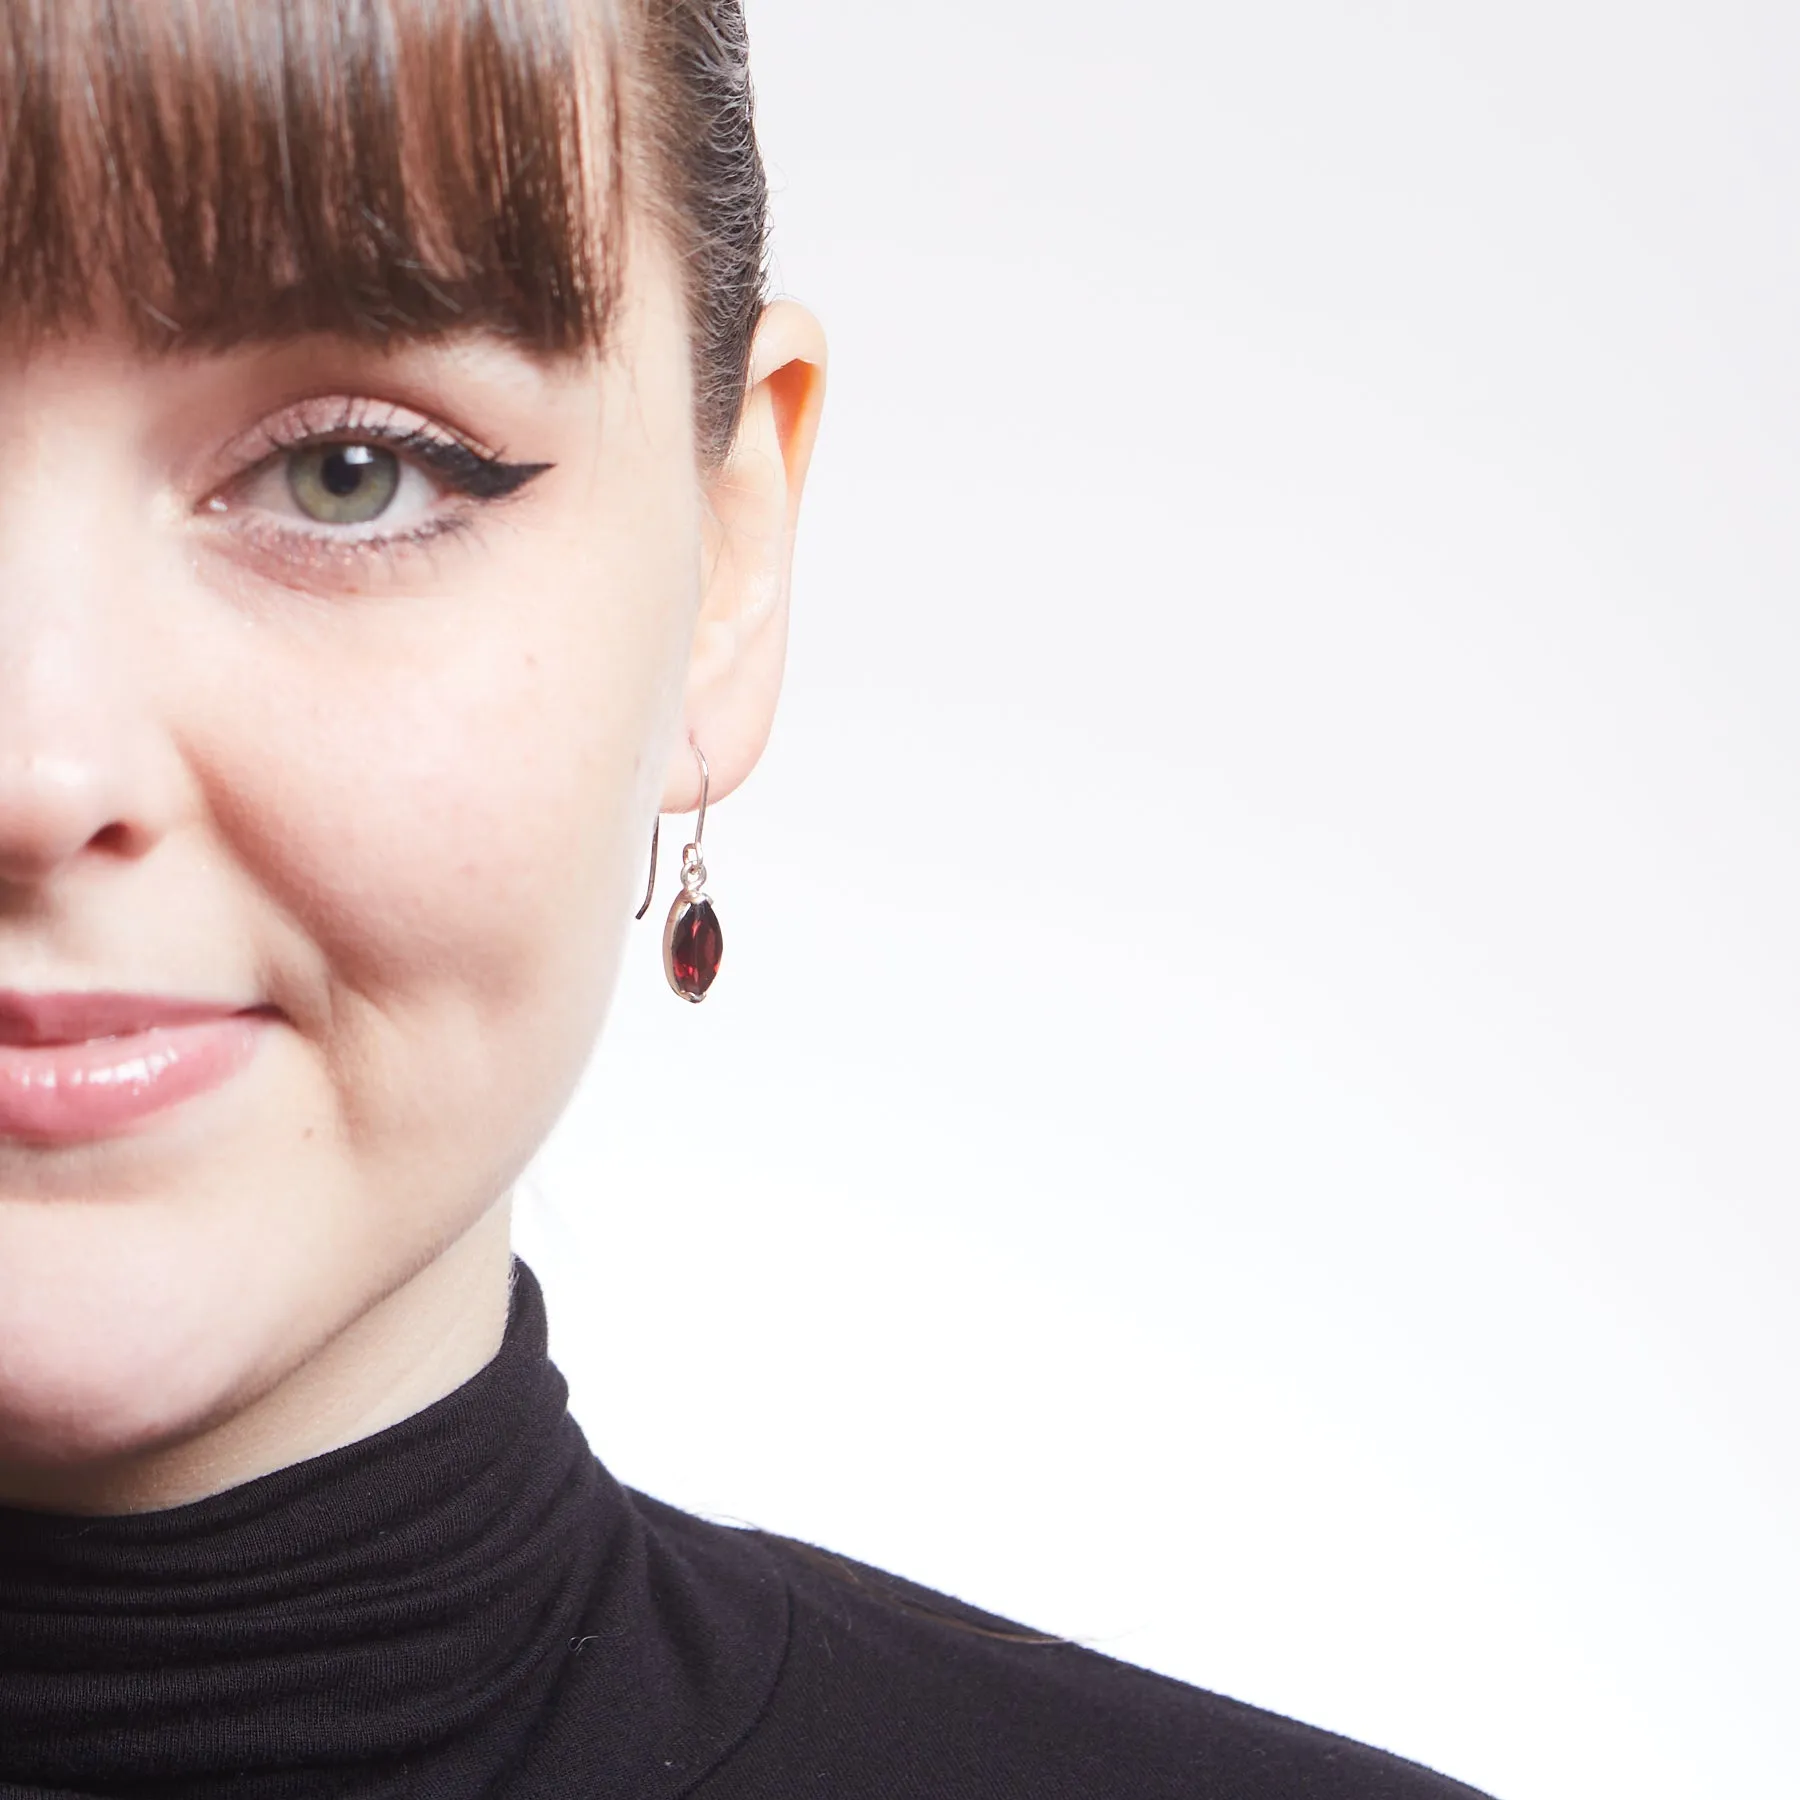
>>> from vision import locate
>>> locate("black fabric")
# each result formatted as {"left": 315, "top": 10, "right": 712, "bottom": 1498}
{"left": 0, "top": 1265, "right": 1493, "bottom": 1799}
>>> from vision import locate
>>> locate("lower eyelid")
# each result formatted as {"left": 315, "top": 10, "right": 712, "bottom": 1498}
{"left": 198, "top": 478, "right": 486, "bottom": 592}
{"left": 214, "top": 508, "right": 481, "bottom": 586}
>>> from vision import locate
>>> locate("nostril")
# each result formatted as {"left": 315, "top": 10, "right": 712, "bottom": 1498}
{"left": 0, "top": 811, "right": 150, "bottom": 887}
{"left": 88, "top": 820, "right": 138, "bottom": 856}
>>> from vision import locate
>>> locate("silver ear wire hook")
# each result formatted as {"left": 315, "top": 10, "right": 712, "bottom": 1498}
{"left": 634, "top": 741, "right": 709, "bottom": 922}
{"left": 634, "top": 817, "right": 660, "bottom": 922}
{"left": 681, "top": 744, "right": 710, "bottom": 898}
{"left": 691, "top": 743, "right": 709, "bottom": 848}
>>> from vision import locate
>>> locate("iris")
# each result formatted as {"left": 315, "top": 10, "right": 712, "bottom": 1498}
{"left": 288, "top": 444, "right": 401, "bottom": 524}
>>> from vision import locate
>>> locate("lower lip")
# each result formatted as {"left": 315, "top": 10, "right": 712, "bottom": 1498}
{"left": 0, "top": 1016, "right": 269, "bottom": 1145}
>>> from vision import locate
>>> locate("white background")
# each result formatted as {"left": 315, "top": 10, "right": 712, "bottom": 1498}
{"left": 517, "top": 5, "right": 1800, "bottom": 1797}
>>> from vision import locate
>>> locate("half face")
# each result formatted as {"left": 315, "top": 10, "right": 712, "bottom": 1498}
{"left": 0, "top": 242, "right": 733, "bottom": 1497}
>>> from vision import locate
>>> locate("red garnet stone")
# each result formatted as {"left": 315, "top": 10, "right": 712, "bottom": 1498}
{"left": 665, "top": 897, "right": 723, "bottom": 1002}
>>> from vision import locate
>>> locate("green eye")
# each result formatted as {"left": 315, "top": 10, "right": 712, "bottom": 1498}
{"left": 286, "top": 443, "right": 401, "bottom": 525}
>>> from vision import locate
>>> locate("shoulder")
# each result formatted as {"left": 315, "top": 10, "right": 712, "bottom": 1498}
{"left": 638, "top": 1499, "right": 1493, "bottom": 1800}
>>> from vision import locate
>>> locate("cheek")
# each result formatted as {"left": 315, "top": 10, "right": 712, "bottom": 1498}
{"left": 189, "top": 539, "right": 695, "bottom": 1171}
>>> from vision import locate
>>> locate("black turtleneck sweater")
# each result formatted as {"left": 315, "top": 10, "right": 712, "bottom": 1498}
{"left": 0, "top": 1265, "right": 1492, "bottom": 1800}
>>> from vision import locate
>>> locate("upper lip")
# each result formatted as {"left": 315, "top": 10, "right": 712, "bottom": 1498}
{"left": 0, "top": 991, "right": 258, "bottom": 1047}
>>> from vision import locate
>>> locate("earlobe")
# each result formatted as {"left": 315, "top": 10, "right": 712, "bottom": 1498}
{"left": 661, "top": 301, "right": 827, "bottom": 813}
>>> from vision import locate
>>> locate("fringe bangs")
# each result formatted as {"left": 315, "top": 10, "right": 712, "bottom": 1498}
{"left": 0, "top": 0, "right": 623, "bottom": 352}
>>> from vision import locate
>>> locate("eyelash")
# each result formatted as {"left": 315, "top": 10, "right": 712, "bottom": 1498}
{"left": 311, "top": 423, "right": 546, "bottom": 504}
{"left": 213, "top": 399, "right": 552, "bottom": 569}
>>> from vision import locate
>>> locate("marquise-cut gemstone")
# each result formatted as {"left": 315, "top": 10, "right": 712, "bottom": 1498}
{"left": 666, "top": 897, "right": 723, "bottom": 1002}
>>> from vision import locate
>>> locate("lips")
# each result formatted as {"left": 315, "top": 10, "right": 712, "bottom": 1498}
{"left": 0, "top": 991, "right": 263, "bottom": 1047}
{"left": 0, "top": 991, "right": 273, "bottom": 1143}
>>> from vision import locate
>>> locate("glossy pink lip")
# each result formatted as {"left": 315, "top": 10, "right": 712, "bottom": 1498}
{"left": 0, "top": 992, "right": 273, "bottom": 1144}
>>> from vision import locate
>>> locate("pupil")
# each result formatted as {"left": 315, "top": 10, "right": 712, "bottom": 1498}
{"left": 322, "top": 446, "right": 376, "bottom": 498}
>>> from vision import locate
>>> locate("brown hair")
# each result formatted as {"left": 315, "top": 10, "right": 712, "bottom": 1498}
{"left": 0, "top": 0, "right": 768, "bottom": 464}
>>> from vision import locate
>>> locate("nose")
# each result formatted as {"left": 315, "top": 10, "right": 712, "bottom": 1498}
{"left": 0, "top": 614, "right": 170, "bottom": 891}
{"left": 0, "top": 751, "right": 148, "bottom": 887}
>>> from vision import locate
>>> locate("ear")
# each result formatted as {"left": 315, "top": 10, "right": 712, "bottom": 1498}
{"left": 661, "top": 300, "right": 828, "bottom": 812}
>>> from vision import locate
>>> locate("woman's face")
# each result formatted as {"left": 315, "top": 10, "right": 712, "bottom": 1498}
{"left": 0, "top": 234, "right": 821, "bottom": 1506}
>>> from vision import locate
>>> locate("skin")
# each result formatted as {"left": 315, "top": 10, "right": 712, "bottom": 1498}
{"left": 0, "top": 231, "right": 827, "bottom": 1514}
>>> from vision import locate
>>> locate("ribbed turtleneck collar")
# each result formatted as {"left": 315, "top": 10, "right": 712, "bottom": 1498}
{"left": 0, "top": 1263, "right": 789, "bottom": 1800}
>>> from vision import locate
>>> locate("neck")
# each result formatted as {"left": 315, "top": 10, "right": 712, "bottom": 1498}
{"left": 0, "top": 1201, "right": 515, "bottom": 1516}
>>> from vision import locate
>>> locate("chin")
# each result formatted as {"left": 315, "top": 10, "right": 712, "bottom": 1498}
{"left": 0, "top": 1365, "right": 205, "bottom": 1473}
{"left": 0, "top": 1199, "right": 294, "bottom": 1476}
{"left": 0, "top": 1297, "right": 249, "bottom": 1474}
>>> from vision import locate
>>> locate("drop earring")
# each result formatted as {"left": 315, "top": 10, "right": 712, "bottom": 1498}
{"left": 634, "top": 740, "right": 724, "bottom": 1003}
